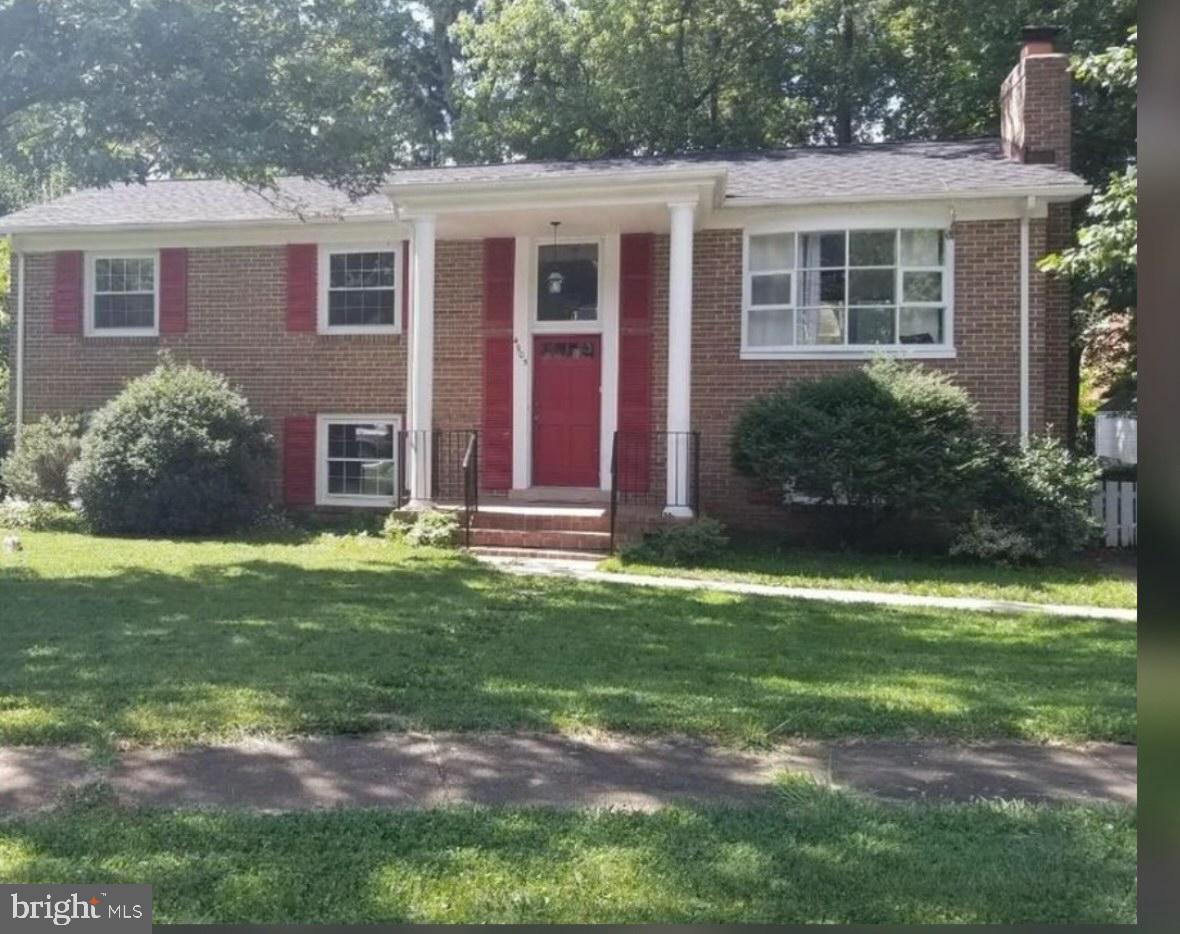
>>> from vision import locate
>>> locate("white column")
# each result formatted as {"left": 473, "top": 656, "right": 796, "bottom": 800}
{"left": 407, "top": 215, "right": 436, "bottom": 505}
{"left": 665, "top": 200, "right": 696, "bottom": 517}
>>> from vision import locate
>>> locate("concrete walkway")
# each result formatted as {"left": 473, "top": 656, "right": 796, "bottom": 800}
{"left": 0, "top": 734, "right": 1135, "bottom": 813}
{"left": 474, "top": 554, "right": 1137, "bottom": 622}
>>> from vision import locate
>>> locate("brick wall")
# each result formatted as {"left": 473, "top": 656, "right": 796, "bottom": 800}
{"left": 432, "top": 239, "right": 483, "bottom": 430}
{"left": 18, "top": 245, "right": 415, "bottom": 497}
{"left": 685, "top": 221, "right": 1063, "bottom": 525}
{"left": 1001, "top": 51, "right": 1071, "bottom": 170}
{"left": 13, "top": 220, "right": 1069, "bottom": 526}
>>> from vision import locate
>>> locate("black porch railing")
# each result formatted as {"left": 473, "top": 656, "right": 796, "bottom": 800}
{"left": 609, "top": 429, "right": 700, "bottom": 552}
{"left": 395, "top": 429, "right": 480, "bottom": 546}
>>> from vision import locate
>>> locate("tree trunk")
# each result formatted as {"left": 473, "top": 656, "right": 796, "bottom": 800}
{"left": 836, "top": 3, "right": 855, "bottom": 145}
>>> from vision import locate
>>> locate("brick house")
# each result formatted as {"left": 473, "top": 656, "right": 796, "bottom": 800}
{"left": 1, "top": 29, "right": 1087, "bottom": 548}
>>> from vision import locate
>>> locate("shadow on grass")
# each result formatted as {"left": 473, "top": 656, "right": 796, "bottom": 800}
{"left": 0, "top": 540, "right": 1137, "bottom": 746}
{"left": 0, "top": 788, "right": 1137, "bottom": 923}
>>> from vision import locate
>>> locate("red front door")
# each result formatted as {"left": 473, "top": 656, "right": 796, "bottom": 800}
{"left": 532, "top": 335, "right": 601, "bottom": 487}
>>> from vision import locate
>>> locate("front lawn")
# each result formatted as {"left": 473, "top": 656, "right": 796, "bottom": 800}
{"left": 604, "top": 534, "right": 1137, "bottom": 608}
{"left": 0, "top": 531, "right": 1136, "bottom": 747}
{"left": 0, "top": 788, "right": 1136, "bottom": 923}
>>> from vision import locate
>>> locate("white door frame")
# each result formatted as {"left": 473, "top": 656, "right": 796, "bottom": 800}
{"left": 511, "top": 232, "right": 620, "bottom": 491}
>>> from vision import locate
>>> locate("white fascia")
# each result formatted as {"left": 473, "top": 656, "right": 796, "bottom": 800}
{"left": 7, "top": 216, "right": 410, "bottom": 253}
{"left": 388, "top": 169, "right": 727, "bottom": 218}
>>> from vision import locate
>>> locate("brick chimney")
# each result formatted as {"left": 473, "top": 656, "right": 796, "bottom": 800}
{"left": 1000, "top": 26, "right": 1071, "bottom": 169}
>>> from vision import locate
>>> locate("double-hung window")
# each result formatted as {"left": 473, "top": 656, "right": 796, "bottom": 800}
{"left": 743, "top": 228, "right": 951, "bottom": 357}
{"left": 318, "top": 245, "right": 400, "bottom": 334}
{"left": 317, "top": 415, "right": 401, "bottom": 506}
{"left": 87, "top": 253, "right": 158, "bottom": 335}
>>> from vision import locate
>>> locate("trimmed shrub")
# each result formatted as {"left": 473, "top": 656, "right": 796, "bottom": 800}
{"left": 621, "top": 516, "right": 729, "bottom": 566}
{"left": 0, "top": 414, "right": 83, "bottom": 504}
{"left": 71, "top": 360, "right": 273, "bottom": 534}
{"left": 952, "top": 434, "right": 1100, "bottom": 563}
{"left": 732, "top": 358, "right": 986, "bottom": 535}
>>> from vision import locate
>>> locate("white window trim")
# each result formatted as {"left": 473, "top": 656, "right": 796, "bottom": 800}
{"left": 530, "top": 236, "right": 605, "bottom": 334}
{"left": 317, "top": 243, "right": 402, "bottom": 335}
{"left": 315, "top": 413, "right": 402, "bottom": 507}
{"left": 740, "top": 225, "right": 956, "bottom": 360}
{"left": 84, "top": 250, "right": 160, "bottom": 337}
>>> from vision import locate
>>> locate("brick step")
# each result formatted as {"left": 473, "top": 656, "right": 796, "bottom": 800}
{"left": 471, "top": 510, "right": 609, "bottom": 533}
{"left": 469, "top": 528, "right": 612, "bottom": 551}
{"left": 469, "top": 546, "right": 607, "bottom": 562}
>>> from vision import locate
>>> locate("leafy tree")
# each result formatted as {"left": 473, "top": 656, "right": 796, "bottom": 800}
{"left": 875, "top": 0, "right": 1136, "bottom": 185}
{"left": 0, "top": 0, "right": 420, "bottom": 194}
{"left": 1040, "top": 29, "right": 1137, "bottom": 410}
{"left": 450, "top": 0, "right": 1136, "bottom": 173}
{"left": 451, "top": 0, "right": 812, "bottom": 160}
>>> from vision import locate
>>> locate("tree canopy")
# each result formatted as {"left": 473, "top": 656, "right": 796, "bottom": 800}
{"left": 0, "top": 0, "right": 421, "bottom": 195}
{"left": 0, "top": 0, "right": 1137, "bottom": 193}
{"left": 1039, "top": 28, "right": 1137, "bottom": 406}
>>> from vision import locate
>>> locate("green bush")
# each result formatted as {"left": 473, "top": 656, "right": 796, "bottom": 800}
{"left": 621, "top": 516, "right": 729, "bottom": 566}
{"left": 408, "top": 509, "right": 461, "bottom": 547}
{"left": 952, "top": 434, "right": 1100, "bottom": 563}
{"left": 0, "top": 414, "right": 83, "bottom": 504}
{"left": 0, "top": 498, "right": 84, "bottom": 532}
{"left": 382, "top": 511, "right": 414, "bottom": 541}
{"left": 732, "top": 358, "right": 986, "bottom": 535}
{"left": 71, "top": 360, "right": 273, "bottom": 534}
{"left": 384, "top": 508, "right": 461, "bottom": 547}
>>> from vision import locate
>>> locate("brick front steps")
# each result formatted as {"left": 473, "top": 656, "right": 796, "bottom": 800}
{"left": 467, "top": 503, "right": 612, "bottom": 555}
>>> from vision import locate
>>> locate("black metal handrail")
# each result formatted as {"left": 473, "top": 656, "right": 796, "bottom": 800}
{"left": 394, "top": 429, "right": 479, "bottom": 543}
{"left": 608, "top": 429, "right": 701, "bottom": 552}
{"left": 461, "top": 431, "right": 479, "bottom": 547}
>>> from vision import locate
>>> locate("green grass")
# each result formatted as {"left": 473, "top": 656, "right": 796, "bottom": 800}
{"left": 0, "top": 531, "right": 1136, "bottom": 748}
{"left": 603, "top": 535, "right": 1137, "bottom": 608}
{"left": 0, "top": 786, "right": 1135, "bottom": 924}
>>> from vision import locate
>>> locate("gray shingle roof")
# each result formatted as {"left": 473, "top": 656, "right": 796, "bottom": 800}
{"left": 0, "top": 139, "right": 1086, "bottom": 233}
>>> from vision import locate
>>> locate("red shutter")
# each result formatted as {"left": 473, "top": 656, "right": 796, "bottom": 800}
{"left": 620, "top": 232, "right": 654, "bottom": 326}
{"left": 483, "top": 238, "right": 514, "bottom": 327}
{"left": 401, "top": 239, "right": 410, "bottom": 333}
{"left": 286, "top": 244, "right": 317, "bottom": 332}
{"left": 617, "top": 234, "right": 654, "bottom": 491}
{"left": 481, "top": 238, "right": 515, "bottom": 490}
{"left": 159, "top": 248, "right": 188, "bottom": 334}
{"left": 283, "top": 416, "right": 316, "bottom": 505}
{"left": 482, "top": 336, "right": 514, "bottom": 489}
{"left": 52, "top": 251, "right": 84, "bottom": 335}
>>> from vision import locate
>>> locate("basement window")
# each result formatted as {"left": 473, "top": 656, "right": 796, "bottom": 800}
{"left": 316, "top": 415, "right": 401, "bottom": 506}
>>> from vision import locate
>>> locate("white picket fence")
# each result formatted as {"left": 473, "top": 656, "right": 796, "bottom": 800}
{"left": 1092, "top": 480, "right": 1137, "bottom": 548}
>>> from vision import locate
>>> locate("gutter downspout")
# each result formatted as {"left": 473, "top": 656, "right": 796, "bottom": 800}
{"left": 1019, "top": 200, "right": 1032, "bottom": 442}
{"left": 13, "top": 245, "right": 25, "bottom": 440}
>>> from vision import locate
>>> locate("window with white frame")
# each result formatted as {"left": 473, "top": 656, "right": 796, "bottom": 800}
{"left": 89, "top": 254, "right": 157, "bottom": 334}
{"left": 743, "top": 228, "right": 949, "bottom": 355}
{"left": 317, "top": 415, "right": 400, "bottom": 505}
{"left": 536, "top": 242, "right": 599, "bottom": 323}
{"left": 319, "top": 246, "right": 399, "bottom": 332}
